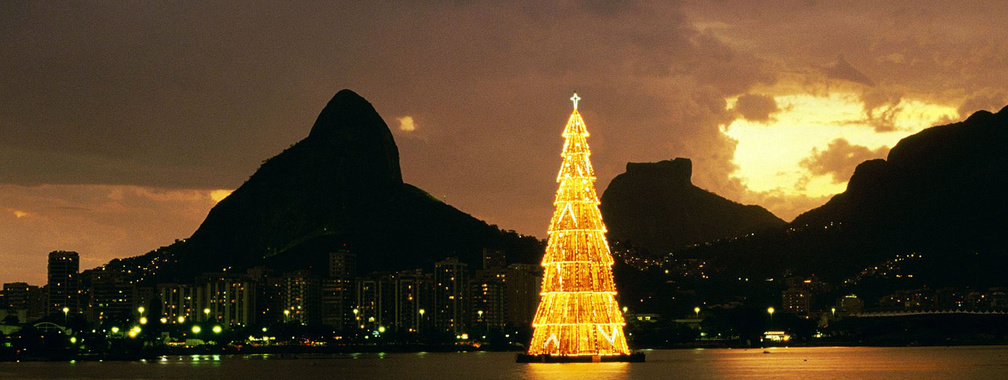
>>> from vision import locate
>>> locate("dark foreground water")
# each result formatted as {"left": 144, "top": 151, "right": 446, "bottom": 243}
{"left": 2, "top": 346, "right": 1008, "bottom": 379}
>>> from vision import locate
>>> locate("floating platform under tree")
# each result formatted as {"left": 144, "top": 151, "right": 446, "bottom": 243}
{"left": 516, "top": 352, "right": 646, "bottom": 363}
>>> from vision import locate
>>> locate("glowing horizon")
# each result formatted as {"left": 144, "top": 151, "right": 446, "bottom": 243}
{"left": 723, "top": 91, "right": 959, "bottom": 202}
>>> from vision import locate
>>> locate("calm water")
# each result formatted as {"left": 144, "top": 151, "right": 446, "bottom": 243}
{"left": 2, "top": 346, "right": 1008, "bottom": 379}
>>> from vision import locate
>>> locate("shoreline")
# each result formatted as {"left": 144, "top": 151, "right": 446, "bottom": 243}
{"left": 6, "top": 341, "right": 1008, "bottom": 362}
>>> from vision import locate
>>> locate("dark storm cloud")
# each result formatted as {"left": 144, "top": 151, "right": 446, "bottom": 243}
{"left": 733, "top": 93, "right": 779, "bottom": 122}
{"left": 684, "top": 1, "right": 1008, "bottom": 109}
{"left": 799, "top": 138, "right": 889, "bottom": 184}
{"left": 2, "top": 0, "right": 1008, "bottom": 283}
{"left": 824, "top": 56, "right": 876, "bottom": 87}
{"left": 958, "top": 90, "right": 1007, "bottom": 117}
{"left": 0, "top": 1, "right": 776, "bottom": 238}
{"left": 858, "top": 88, "right": 904, "bottom": 132}
{"left": 1, "top": 1, "right": 333, "bottom": 187}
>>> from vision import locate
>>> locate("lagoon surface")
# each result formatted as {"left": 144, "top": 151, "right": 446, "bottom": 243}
{"left": 2, "top": 346, "right": 1008, "bottom": 379}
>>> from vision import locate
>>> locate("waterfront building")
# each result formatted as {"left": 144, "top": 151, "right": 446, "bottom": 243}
{"left": 194, "top": 273, "right": 256, "bottom": 326}
{"left": 2, "top": 282, "right": 33, "bottom": 310}
{"left": 393, "top": 269, "right": 429, "bottom": 333}
{"left": 433, "top": 257, "right": 469, "bottom": 334}
{"left": 158, "top": 283, "right": 196, "bottom": 323}
{"left": 504, "top": 263, "right": 542, "bottom": 327}
{"left": 482, "top": 249, "right": 506, "bottom": 270}
{"left": 321, "top": 276, "right": 355, "bottom": 330}
{"left": 356, "top": 272, "right": 394, "bottom": 333}
{"left": 47, "top": 251, "right": 80, "bottom": 315}
{"left": 471, "top": 268, "right": 506, "bottom": 333}
{"left": 279, "top": 270, "right": 318, "bottom": 325}
{"left": 782, "top": 287, "right": 811, "bottom": 316}
{"left": 85, "top": 268, "right": 134, "bottom": 324}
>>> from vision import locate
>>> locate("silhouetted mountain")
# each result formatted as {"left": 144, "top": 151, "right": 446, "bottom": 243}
{"left": 599, "top": 158, "right": 785, "bottom": 254}
{"left": 794, "top": 106, "right": 1008, "bottom": 234}
{"left": 120, "top": 89, "right": 542, "bottom": 281}
{"left": 692, "top": 106, "right": 1008, "bottom": 286}
{"left": 789, "top": 106, "right": 1008, "bottom": 280}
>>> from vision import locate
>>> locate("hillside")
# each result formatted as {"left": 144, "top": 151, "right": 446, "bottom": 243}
{"left": 689, "top": 106, "right": 1008, "bottom": 285}
{"left": 115, "top": 89, "right": 543, "bottom": 281}
{"left": 600, "top": 158, "right": 785, "bottom": 255}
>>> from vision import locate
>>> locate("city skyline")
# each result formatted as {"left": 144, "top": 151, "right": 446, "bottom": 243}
{"left": 4, "top": 1, "right": 1008, "bottom": 285}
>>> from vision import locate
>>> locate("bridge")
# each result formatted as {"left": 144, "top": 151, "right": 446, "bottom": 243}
{"left": 852, "top": 310, "right": 1008, "bottom": 318}
{"left": 32, "top": 321, "right": 71, "bottom": 334}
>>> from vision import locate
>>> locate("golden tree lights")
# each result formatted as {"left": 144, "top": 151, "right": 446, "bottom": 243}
{"left": 527, "top": 93, "right": 631, "bottom": 357}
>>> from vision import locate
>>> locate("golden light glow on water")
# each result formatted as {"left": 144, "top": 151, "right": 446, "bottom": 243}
{"left": 724, "top": 92, "right": 958, "bottom": 197}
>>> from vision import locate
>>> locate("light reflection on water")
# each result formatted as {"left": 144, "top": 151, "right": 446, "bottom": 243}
{"left": 1, "top": 346, "right": 1007, "bottom": 379}
{"left": 527, "top": 361, "right": 630, "bottom": 380}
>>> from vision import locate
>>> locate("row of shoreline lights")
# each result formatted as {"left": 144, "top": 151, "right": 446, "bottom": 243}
{"left": 349, "top": 307, "right": 428, "bottom": 335}
{"left": 64, "top": 306, "right": 214, "bottom": 324}
{"left": 640, "top": 306, "right": 777, "bottom": 321}
{"left": 110, "top": 304, "right": 785, "bottom": 334}
{"left": 101, "top": 323, "right": 223, "bottom": 338}
{"left": 134, "top": 306, "right": 215, "bottom": 324}
{"left": 89, "top": 302, "right": 481, "bottom": 339}
{"left": 84, "top": 305, "right": 785, "bottom": 343}
{"left": 95, "top": 306, "right": 224, "bottom": 340}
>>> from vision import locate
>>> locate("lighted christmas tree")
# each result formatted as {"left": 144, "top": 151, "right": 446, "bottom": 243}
{"left": 528, "top": 93, "right": 631, "bottom": 357}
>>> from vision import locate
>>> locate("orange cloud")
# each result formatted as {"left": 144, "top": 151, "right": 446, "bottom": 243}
{"left": 823, "top": 55, "right": 876, "bottom": 87}
{"left": 0, "top": 184, "right": 222, "bottom": 284}
{"left": 397, "top": 116, "right": 417, "bottom": 132}
{"left": 800, "top": 138, "right": 890, "bottom": 184}
{"left": 733, "top": 93, "right": 779, "bottom": 122}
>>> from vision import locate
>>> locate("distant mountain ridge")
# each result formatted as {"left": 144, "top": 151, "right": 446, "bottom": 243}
{"left": 794, "top": 106, "right": 1008, "bottom": 234}
{"left": 689, "top": 106, "right": 1008, "bottom": 285}
{"left": 786, "top": 105, "right": 1008, "bottom": 280}
{"left": 117, "top": 89, "right": 542, "bottom": 281}
{"left": 599, "top": 158, "right": 785, "bottom": 254}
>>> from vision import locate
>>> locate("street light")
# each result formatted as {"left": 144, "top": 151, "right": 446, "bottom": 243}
{"left": 284, "top": 309, "right": 290, "bottom": 323}
{"left": 203, "top": 308, "right": 211, "bottom": 321}
{"left": 62, "top": 307, "right": 69, "bottom": 325}
{"left": 694, "top": 306, "right": 701, "bottom": 318}
{"left": 767, "top": 307, "right": 775, "bottom": 326}
{"left": 478, "top": 310, "right": 486, "bottom": 335}
{"left": 418, "top": 309, "right": 425, "bottom": 335}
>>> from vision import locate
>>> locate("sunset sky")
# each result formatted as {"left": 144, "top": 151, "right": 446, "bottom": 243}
{"left": 2, "top": 1, "right": 1007, "bottom": 284}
